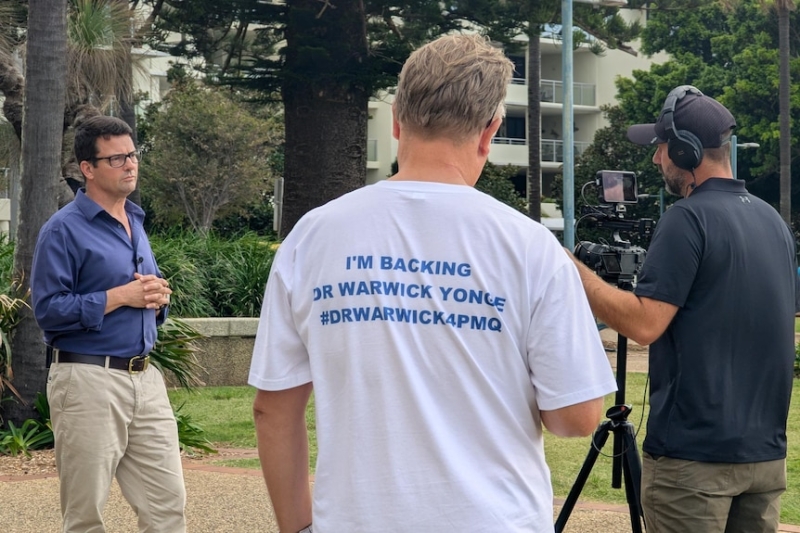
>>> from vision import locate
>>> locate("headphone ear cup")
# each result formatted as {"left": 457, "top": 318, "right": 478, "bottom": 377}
{"left": 668, "top": 130, "right": 703, "bottom": 170}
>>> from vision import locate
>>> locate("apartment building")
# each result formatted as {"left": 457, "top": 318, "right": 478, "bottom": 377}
{"left": 366, "top": 9, "right": 665, "bottom": 201}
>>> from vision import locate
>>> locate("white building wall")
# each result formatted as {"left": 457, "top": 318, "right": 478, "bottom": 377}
{"left": 365, "top": 14, "right": 668, "bottom": 189}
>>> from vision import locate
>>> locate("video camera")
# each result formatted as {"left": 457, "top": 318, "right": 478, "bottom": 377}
{"left": 574, "top": 170, "right": 655, "bottom": 289}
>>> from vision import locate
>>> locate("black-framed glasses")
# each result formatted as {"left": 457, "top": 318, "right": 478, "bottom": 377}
{"left": 93, "top": 150, "right": 140, "bottom": 168}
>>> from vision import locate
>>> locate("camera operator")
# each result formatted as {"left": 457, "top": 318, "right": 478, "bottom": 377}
{"left": 569, "top": 86, "right": 796, "bottom": 533}
{"left": 249, "top": 34, "right": 617, "bottom": 533}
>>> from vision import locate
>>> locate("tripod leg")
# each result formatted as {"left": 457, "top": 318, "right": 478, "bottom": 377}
{"left": 554, "top": 422, "right": 612, "bottom": 533}
{"left": 620, "top": 424, "right": 644, "bottom": 532}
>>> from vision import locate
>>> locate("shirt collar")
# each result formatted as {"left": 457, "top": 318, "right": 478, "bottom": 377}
{"left": 692, "top": 177, "right": 747, "bottom": 194}
{"left": 73, "top": 189, "right": 145, "bottom": 223}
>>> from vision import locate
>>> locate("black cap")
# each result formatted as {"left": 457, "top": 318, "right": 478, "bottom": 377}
{"left": 627, "top": 87, "right": 736, "bottom": 148}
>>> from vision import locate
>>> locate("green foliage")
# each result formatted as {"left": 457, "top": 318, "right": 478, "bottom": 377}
{"left": 149, "top": 232, "right": 277, "bottom": 318}
{"left": 0, "top": 232, "right": 14, "bottom": 285}
{"left": 0, "top": 419, "right": 53, "bottom": 457}
{"left": 139, "top": 79, "right": 283, "bottom": 235}
{"left": 173, "top": 402, "right": 217, "bottom": 456}
{"left": 211, "top": 193, "right": 277, "bottom": 239}
{"left": 150, "top": 318, "right": 207, "bottom": 390}
{"left": 211, "top": 235, "right": 276, "bottom": 318}
{"left": 549, "top": 0, "right": 800, "bottom": 243}
{"left": 66, "top": 0, "right": 139, "bottom": 115}
{"left": 795, "top": 342, "right": 800, "bottom": 378}
{"left": 0, "top": 391, "right": 53, "bottom": 457}
{"left": 0, "top": 252, "right": 31, "bottom": 410}
{"left": 475, "top": 162, "right": 527, "bottom": 213}
{"left": 146, "top": 1, "right": 639, "bottom": 95}
{"left": 614, "top": 0, "right": 800, "bottom": 224}
{"left": 149, "top": 233, "right": 216, "bottom": 317}
{"left": 32, "top": 392, "right": 51, "bottom": 429}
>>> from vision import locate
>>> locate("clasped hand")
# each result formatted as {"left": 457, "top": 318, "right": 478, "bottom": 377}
{"left": 133, "top": 272, "right": 172, "bottom": 310}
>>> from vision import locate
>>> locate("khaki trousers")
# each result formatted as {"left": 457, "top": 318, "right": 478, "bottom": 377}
{"left": 641, "top": 452, "right": 786, "bottom": 533}
{"left": 47, "top": 361, "right": 186, "bottom": 533}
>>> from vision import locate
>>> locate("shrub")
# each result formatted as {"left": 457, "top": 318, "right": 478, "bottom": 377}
{"left": 174, "top": 402, "right": 217, "bottom": 456}
{"left": 795, "top": 342, "right": 800, "bottom": 378}
{"left": 150, "top": 231, "right": 276, "bottom": 318}
{"left": 0, "top": 393, "right": 53, "bottom": 457}
{"left": 150, "top": 318, "right": 207, "bottom": 390}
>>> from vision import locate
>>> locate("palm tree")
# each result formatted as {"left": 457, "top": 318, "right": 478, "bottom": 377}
{"left": 719, "top": 0, "right": 794, "bottom": 222}
{"left": 525, "top": 1, "right": 561, "bottom": 222}
{"left": 5, "top": 0, "right": 67, "bottom": 424}
{"left": 776, "top": 0, "right": 793, "bottom": 224}
{"left": 0, "top": 0, "right": 142, "bottom": 140}
{"left": 66, "top": 0, "right": 138, "bottom": 122}
{"left": 1, "top": 0, "right": 145, "bottom": 208}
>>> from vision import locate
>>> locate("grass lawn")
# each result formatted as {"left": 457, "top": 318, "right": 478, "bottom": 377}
{"left": 168, "top": 377, "right": 800, "bottom": 525}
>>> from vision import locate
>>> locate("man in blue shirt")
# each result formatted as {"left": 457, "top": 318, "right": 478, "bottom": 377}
{"left": 31, "top": 115, "right": 185, "bottom": 532}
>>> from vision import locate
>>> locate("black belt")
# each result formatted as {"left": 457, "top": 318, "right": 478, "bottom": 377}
{"left": 52, "top": 349, "right": 150, "bottom": 373}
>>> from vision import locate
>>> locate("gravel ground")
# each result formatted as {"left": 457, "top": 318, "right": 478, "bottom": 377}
{"left": 2, "top": 449, "right": 799, "bottom": 532}
{"left": 0, "top": 479, "right": 635, "bottom": 532}
{"left": 4, "top": 348, "right": 797, "bottom": 532}
{"left": 0, "top": 449, "right": 644, "bottom": 532}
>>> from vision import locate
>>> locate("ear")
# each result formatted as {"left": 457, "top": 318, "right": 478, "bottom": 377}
{"left": 392, "top": 105, "right": 400, "bottom": 140}
{"left": 478, "top": 116, "right": 502, "bottom": 158}
{"left": 79, "top": 160, "right": 95, "bottom": 183}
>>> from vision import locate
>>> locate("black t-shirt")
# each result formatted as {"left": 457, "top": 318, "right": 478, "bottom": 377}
{"left": 635, "top": 178, "right": 796, "bottom": 463}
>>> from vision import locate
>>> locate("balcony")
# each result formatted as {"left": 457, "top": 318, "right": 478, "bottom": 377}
{"left": 541, "top": 139, "right": 591, "bottom": 162}
{"left": 489, "top": 138, "right": 591, "bottom": 168}
{"left": 506, "top": 79, "right": 596, "bottom": 107}
{"left": 367, "top": 139, "right": 379, "bottom": 169}
{"left": 539, "top": 80, "right": 596, "bottom": 106}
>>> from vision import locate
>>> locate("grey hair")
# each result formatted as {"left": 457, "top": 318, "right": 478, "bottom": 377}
{"left": 394, "top": 33, "right": 513, "bottom": 143}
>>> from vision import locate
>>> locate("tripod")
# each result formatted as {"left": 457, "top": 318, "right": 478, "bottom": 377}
{"left": 554, "top": 331, "right": 645, "bottom": 533}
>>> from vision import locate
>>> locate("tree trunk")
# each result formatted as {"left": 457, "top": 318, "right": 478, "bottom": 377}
{"left": 5, "top": 0, "right": 67, "bottom": 424}
{"left": 118, "top": 0, "right": 140, "bottom": 206}
{"left": 527, "top": 24, "right": 542, "bottom": 222}
{"left": 778, "top": 2, "right": 791, "bottom": 224}
{"left": 120, "top": 94, "right": 142, "bottom": 206}
{"left": 280, "top": 0, "right": 369, "bottom": 237}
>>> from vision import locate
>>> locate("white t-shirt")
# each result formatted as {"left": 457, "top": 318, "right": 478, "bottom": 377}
{"left": 249, "top": 180, "right": 616, "bottom": 532}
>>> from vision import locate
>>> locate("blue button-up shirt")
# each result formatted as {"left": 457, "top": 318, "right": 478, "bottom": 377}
{"left": 31, "top": 190, "right": 165, "bottom": 356}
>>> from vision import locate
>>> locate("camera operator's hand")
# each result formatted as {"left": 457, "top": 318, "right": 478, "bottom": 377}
{"left": 566, "top": 247, "right": 678, "bottom": 347}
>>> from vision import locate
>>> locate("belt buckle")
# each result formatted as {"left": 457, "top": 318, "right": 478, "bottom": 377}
{"left": 128, "top": 355, "right": 150, "bottom": 374}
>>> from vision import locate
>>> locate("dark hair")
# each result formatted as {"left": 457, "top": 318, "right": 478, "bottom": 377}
{"left": 74, "top": 115, "right": 133, "bottom": 164}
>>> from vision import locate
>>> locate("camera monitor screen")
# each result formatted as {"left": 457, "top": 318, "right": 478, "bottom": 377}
{"left": 598, "top": 170, "right": 638, "bottom": 204}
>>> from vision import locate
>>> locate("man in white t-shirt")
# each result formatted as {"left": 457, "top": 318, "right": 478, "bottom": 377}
{"left": 249, "top": 33, "right": 617, "bottom": 533}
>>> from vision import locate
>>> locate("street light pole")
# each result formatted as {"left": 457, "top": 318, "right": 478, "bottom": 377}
{"left": 730, "top": 134, "right": 760, "bottom": 180}
{"left": 561, "top": 0, "right": 628, "bottom": 250}
{"left": 562, "top": 0, "right": 575, "bottom": 250}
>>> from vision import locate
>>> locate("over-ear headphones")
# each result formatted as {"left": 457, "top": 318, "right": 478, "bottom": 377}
{"left": 661, "top": 85, "right": 704, "bottom": 170}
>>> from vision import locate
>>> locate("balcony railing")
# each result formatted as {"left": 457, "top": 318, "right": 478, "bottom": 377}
{"left": 492, "top": 137, "right": 527, "bottom": 146}
{"left": 0, "top": 168, "right": 8, "bottom": 198}
{"left": 538, "top": 80, "right": 596, "bottom": 106}
{"left": 367, "top": 139, "right": 378, "bottom": 162}
{"left": 491, "top": 138, "right": 590, "bottom": 163}
{"left": 541, "top": 139, "right": 591, "bottom": 162}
